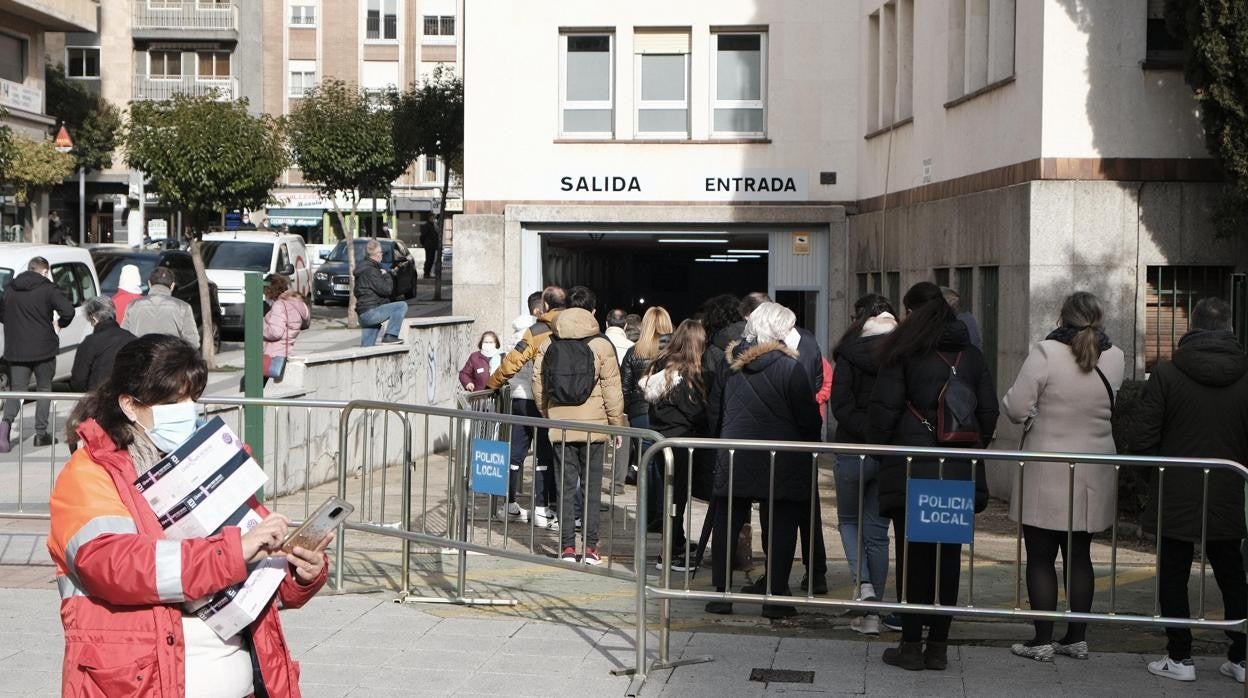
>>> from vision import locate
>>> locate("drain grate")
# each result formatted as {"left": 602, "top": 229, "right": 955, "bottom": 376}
{"left": 748, "top": 668, "right": 815, "bottom": 684}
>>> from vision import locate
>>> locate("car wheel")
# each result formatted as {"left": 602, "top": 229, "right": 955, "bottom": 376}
{"left": 313, "top": 293, "right": 324, "bottom": 306}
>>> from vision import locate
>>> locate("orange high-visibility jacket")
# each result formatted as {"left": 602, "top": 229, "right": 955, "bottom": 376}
{"left": 48, "top": 418, "right": 325, "bottom": 697}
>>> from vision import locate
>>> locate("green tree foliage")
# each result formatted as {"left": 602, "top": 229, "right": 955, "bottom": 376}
{"left": 124, "top": 94, "right": 288, "bottom": 363}
{"left": 1168, "top": 0, "right": 1248, "bottom": 235}
{"left": 0, "top": 107, "right": 13, "bottom": 182}
{"left": 392, "top": 66, "right": 463, "bottom": 301}
{"left": 7, "top": 134, "right": 74, "bottom": 204}
{"left": 288, "top": 79, "right": 406, "bottom": 324}
{"left": 44, "top": 63, "right": 122, "bottom": 173}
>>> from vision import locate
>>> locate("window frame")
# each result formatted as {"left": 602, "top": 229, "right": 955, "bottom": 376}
{"left": 634, "top": 51, "right": 690, "bottom": 139}
{"left": 0, "top": 30, "right": 29, "bottom": 85}
{"left": 289, "top": 4, "right": 316, "bottom": 27}
{"left": 423, "top": 155, "right": 439, "bottom": 183}
{"left": 558, "top": 32, "right": 615, "bottom": 140}
{"left": 365, "top": 0, "right": 399, "bottom": 43}
{"left": 65, "top": 46, "right": 101, "bottom": 80}
{"left": 148, "top": 50, "right": 182, "bottom": 80}
{"left": 422, "top": 15, "right": 456, "bottom": 43}
{"left": 195, "top": 50, "right": 231, "bottom": 81}
{"left": 709, "top": 31, "right": 768, "bottom": 138}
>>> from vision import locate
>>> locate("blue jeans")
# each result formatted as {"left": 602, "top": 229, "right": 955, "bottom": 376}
{"left": 358, "top": 301, "right": 407, "bottom": 346}
{"left": 834, "top": 454, "right": 890, "bottom": 598}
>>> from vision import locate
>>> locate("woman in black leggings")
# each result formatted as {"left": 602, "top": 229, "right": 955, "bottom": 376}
{"left": 1002, "top": 292, "right": 1123, "bottom": 660}
{"left": 868, "top": 282, "right": 999, "bottom": 671}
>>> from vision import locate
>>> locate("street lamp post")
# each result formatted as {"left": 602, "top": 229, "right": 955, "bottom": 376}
{"left": 52, "top": 126, "right": 75, "bottom": 245}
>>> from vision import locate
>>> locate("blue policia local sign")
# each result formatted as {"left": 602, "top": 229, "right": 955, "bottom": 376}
{"left": 470, "top": 438, "right": 510, "bottom": 496}
{"left": 906, "top": 478, "right": 975, "bottom": 545}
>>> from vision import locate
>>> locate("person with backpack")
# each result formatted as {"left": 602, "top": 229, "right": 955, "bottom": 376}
{"left": 1002, "top": 292, "right": 1123, "bottom": 662}
{"left": 532, "top": 286, "right": 626, "bottom": 565}
{"left": 868, "top": 281, "right": 998, "bottom": 671}
{"left": 639, "top": 319, "right": 711, "bottom": 572}
{"left": 829, "top": 293, "right": 898, "bottom": 636}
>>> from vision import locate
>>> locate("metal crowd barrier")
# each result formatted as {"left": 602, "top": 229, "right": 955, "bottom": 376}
{"left": 626, "top": 437, "right": 1248, "bottom": 696}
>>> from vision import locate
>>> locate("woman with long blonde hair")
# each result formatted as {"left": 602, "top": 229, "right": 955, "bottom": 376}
{"left": 620, "top": 306, "right": 673, "bottom": 521}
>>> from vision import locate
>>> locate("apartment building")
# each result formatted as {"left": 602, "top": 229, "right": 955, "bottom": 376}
{"left": 0, "top": 0, "right": 97, "bottom": 239}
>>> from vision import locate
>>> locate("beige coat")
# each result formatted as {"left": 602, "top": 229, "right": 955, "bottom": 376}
{"left": 1002, "top": 340, "right": 1124, "bottom": 532}
{"left": 532, "top": 308, "right": 627, "bottom": 443}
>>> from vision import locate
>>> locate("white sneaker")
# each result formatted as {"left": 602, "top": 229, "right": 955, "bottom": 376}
{"left": 858, "top": 582, "right": 877, "bottom": 601}
{"left": 1220, "top": 660, "right": 1246, "bottom": 683}
{"left": 533, "top": 507, "right": 558, "bottom": 529}
{"left": 850, "top": 614, "right": 880, "bottom": 636}
{"left": 493, "top": 502, "right": 529, "bottom": 523}
{"left": 1148, "top": 656, "right": 1196, "bottom": 682}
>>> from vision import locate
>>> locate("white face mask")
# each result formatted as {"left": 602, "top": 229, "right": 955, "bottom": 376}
{"left": 144, "top": 400, "right": 200, "bottom": 453}
{"left": 481, "top": 342, "right": 500, "bottom": 357}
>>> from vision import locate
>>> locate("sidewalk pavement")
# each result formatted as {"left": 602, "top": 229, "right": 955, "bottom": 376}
{"left": 0, "top": 588, "right": 1239, "bottom": 697}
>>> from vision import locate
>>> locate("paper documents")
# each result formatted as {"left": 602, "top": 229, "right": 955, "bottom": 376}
{"left": 135, "top": 416, "right": 286, "bottom": 639}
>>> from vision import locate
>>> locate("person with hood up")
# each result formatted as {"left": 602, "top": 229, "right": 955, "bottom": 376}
{"left": 532, "top": 286, "right": 626, "bottom": 566}
{"left": 639, "top": 319, "right": 710, "bottom": 572}
{"left": 1128, "top": 297, "right": 1248, "bottom": 685}
{"left": 704, "top": 303, "right": 822, "bottom": 619}
{"left": 868, "top": 281, "right": 998, "bottom": 672}
{"left": 112, "top": 263, "right": 144, "bottom": 325}
{"left": 353, "top": 238, "right": 407, "bottom": 346}
{"left": 0, "top": 256, "right": 75, "bottom": 451}
{"left": 829, "top": 293, "right": 897, "bottom": 636}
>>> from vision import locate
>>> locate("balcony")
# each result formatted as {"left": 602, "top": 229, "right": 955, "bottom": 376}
{"left": 131, "top": 0, "right": 238, "bottom": 39}
{"left": 132, "top": 75, "right": 238, "bottom": 101}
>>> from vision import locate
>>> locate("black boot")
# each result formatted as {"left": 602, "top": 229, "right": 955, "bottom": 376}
{"left": 882, "top": 641, "right": 925, "bottom": 671}
{"left": 924, "top": 641, "right": 948, "bottom": 670}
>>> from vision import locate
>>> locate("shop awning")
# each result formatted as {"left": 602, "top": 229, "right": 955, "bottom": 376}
{"left": 265, "top": 208, "right": 323, "bottom": 227}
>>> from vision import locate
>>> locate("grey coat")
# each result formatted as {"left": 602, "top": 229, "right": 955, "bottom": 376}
{"left": 1002, "top": 340, "right": 1124, "bottom": 532}
{"left": 120, "top": 285, "right": 200, "bottom": 348}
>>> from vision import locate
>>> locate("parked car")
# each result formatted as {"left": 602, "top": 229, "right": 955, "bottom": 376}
{"left": 200, "top": 232, "right": 311, "bottom": 336}
{"left": 312, "top": 237, "right": 416, "bottom": 306}
{"left": 89, "top": 247, "right": 224, "bottom": 351}
{"left": 0, "top": 244, "right": 100, "bottom": 386}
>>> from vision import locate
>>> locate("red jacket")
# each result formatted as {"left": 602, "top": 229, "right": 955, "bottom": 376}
{"left": 817, "top": 357, "right": 833, "bottom": 420}
{"left": 48, "top": 419, "right": 326, "bottom": 697}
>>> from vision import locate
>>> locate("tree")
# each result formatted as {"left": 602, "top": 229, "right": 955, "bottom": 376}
{"left": 125, "top": 94, "right": 288, "bottom": 365}
{"left": 1167, "top": 0, "right": 1248, "bottom": 235}
{"left": 392, "top": 66, "right": 463, "bottom": 301}
{"left": 7, "top": 134, "right": 74, "bottom": 209}
{"left": 288, "top": 79, "right": 406, "bottom": 325}
{"left": 0, "top": 107, "right": 13, "bottom": 184}
{"left": 45, "top": 63, "right": 122, "bottom": 173}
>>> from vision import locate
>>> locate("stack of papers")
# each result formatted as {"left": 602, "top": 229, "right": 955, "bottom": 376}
{"left": 135, "top": 417, "right": 287, "bottom": 639}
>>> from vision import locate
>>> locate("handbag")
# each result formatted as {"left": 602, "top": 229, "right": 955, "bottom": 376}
{"left": 1018, "top": 366, "right": 1114, "bottom": 449}
{"left": 261, "top": 355, "right": 287, "bottom": 380}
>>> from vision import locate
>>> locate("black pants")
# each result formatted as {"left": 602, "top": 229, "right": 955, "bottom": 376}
{"left": 556, "top": 441, "right": 604, "bottom": 550}
{"left": 798, "top": 500, "right": 828, "bottom": 579}
{"left": 891, "top": 511, "right": 962, "bottom": 643}
{"left": 712, "top": 496, "right": 802, "bottom": 597}
{"left": 4, "top": 359, "right": 55, "bottom": 435}
{"left": 663, "top": 447, "right": 692, "bottom": 555}
{"left": 1023, "top": 525, "right": 1094, "bottom": 644}
{"left": 508, "top": 398, "right": 556, "bottom": 506}
{"left": 1158, "top": 536, "right": 1247, "bottom": 662}
{"left": 422, "top": 245, "right": 438, "bottom": 277}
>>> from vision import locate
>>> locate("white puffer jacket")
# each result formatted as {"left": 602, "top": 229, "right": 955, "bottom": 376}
{"left": 508, "top": 313, "right": 536, "bottom": 400}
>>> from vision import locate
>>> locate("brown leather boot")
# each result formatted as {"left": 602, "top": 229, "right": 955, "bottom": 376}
{"left": 882, "top": 641, "right": 925, "bottom": 671}
{"left": 924, "top": 640, "right": 948, "bottom": 670}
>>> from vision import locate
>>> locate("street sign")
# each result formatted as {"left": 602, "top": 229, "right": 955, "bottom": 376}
{"left": 906, "top": 478, "right": 975, "bottom": 544}
{"left": 470, "top": 438, "right": 510, "bottom": 496}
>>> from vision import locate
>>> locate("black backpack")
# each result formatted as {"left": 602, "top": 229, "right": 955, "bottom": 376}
{"left": 908, "top": 351, "right": 980, "bottom": 444}
{"left": 542, "top": 336, "right": 598, "bottom": 406}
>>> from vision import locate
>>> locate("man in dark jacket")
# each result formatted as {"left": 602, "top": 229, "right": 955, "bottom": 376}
{"left": 419, "top": 212, "right": 440, "bottom": 278}
{"left": 71, "top": 296, "right": 136, "bottom": 392}
{"left": 1129, "top": 298, "right": 1247, "bottom": 684}
{"left": 0, "top": 256, "right": 75, "bottom": 450}
{"left": 354, "top": 239, "right": 407, "bottom": 346}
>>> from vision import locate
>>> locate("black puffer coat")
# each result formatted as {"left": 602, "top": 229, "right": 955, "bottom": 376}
{"left": 830, "top": 333, "right": 888, "bottom": 443}
{"left": 868, "top": 320, "right": 999, "bottom": 514}
{"left": 704, "top": 320, "right": 745, "bottom": 435}
{"left": 1131, "top": 330, "right": 1248, "bottom": 542}
{"left": 70, "top": 321, "right": 136, "bottom": 391}
{"left": 620, "top": 334, "right": 671, "bottom": 419}
{"left": 0, "top": 271, "right": 75, "bottom": 363}
{"left": 352, "top": 257, "right": 394, "bottom": 313}
{"left": 713, "top": 340, "right": 823, "bottom": 502}
{"left": 642, "top": 358, "right": 710, "bottom": 438}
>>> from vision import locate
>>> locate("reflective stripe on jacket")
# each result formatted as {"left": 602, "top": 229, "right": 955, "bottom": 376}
{"left": 48, "top": 418, "right": 326, "bottom": 697}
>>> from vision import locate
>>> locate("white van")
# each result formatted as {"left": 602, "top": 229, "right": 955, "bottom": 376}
{"left": 0, "top": 244, "right": 100, "bottom": 385}
{"left": 200, "top": 232, "right": 311, "bottom": 335}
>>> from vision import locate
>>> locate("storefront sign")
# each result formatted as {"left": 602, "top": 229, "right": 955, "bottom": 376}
{"left": 0, "top": 78, "right": 40, "bottom": 114}
{"left": 555, "top": 169, "right": 808, "bottom": 202}
{"left": 792, "top": 233, "right": 811, "bottom": 255}
{"left": 906, "top": 478, "right": 975, "bottom": 544}
{"left": 470, "top": 438, "right": 510, "bottom": 496}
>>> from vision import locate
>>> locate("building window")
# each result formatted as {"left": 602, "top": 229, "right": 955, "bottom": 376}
{"left": 423, "top": 155, "right": 438, "bottom": 183}
{"left": 290, "top": 5, "right": 316, "bottom": 27}
{"left": 0, "top": 33, "right": 26, "bottom": 84}
{"left": 865, "top": 1, "right": 913, "bottom": 133}
{"left": 886, "top": 271, "right": 901, "bottom": 311}
{"left": 711, "top": 32, "right": 766, "bottom": 137}
{"left": 66, "top": 47, "right": 100, "bottom": 79}
{"left": 423, "top": 15, "right": 455, "bottom": 36}
{"left": 948, "top": 0, "right": 1015, "bottom": 101}
{"left": 933, "top": 267, "right": 951, "bottom": 287}
{"left": 197, "top": 51, "right": 230, "bottom": 79}
{"left": 978, "top": 266, "right": 999, "bottom": 380}
{"left": 1146, "top": 266, "right": 1232, "bottom": 371}
{"left": 289, "top": 60, "right": 316, "bottom": 97}
{"left": 857, "top": 273, "right": 869, "bottom": 299}
{"left": 366, "top": 0, "right": 398, "bottom": 41}
{"left": 634, "top": 30, "right": 690, "bottom": 138}
{"left": 559, "top": 33, "right": 613, "bottom": 138}
{"left": 1146, "top": 0, "right": 1183, "bottom": 64}
{"left": 149, "top": 50, "right": 182, "bottom": 79}
{"left": 955, "top": 266, "right": 975, "bottom": 306}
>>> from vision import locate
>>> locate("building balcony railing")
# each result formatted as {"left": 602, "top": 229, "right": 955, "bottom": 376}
{"left": 132, "top": 75, "right": 238, "bottom": 101}
{"left": 131, "top": 0, "right": 238, "bottom": 32}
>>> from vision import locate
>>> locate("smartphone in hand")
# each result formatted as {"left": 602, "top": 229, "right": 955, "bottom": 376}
{"left": 281, "top": 496, "right": 354, "bottom": 553}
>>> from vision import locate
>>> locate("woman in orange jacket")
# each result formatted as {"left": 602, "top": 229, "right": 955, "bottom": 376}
{"left": 49, "top": 334, "right": 331, "bottom": 697}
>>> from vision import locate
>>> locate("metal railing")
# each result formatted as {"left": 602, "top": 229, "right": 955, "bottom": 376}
{"left": 131, "top": 0, "right": 238, "bottom": 31}
{"left": 132, "top": 75, "right": 239, "bottom": 101}
{"left": 628, "top": 437, "right": 1248, "bottom": 696}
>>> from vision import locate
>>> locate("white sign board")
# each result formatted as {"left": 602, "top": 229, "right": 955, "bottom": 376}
{"left": 554, "top": 169, "right": 809, "bottom": 202}
{"left": 147, "top": 219, "right": 168, "bottom": 239}
{"left": 0, "top": 78, "right": 41, "bottom": 113}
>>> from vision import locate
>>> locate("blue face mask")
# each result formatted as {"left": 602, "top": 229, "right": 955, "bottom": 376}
{"left": 145, "top": 400, "right": 200, "bottom": 453}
